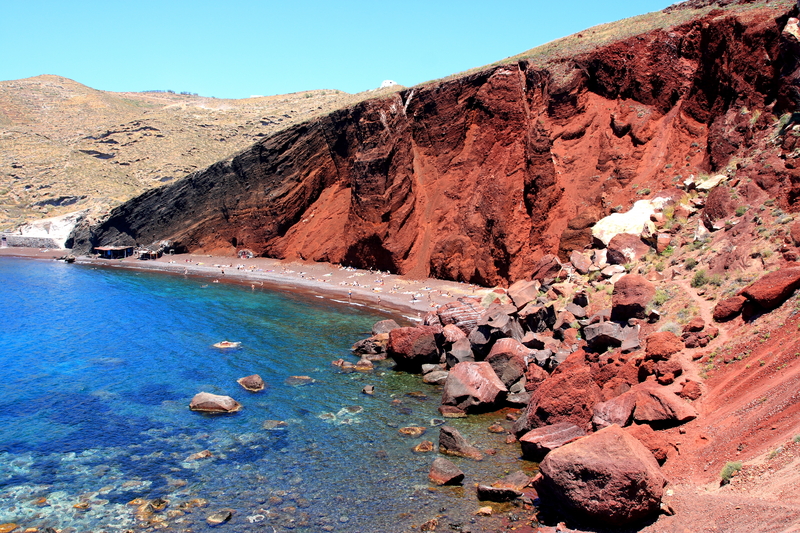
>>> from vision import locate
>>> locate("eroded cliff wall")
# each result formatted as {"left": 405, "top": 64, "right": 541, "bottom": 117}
{"left": 73, "top": 4, "right": 800, "bottom": 285}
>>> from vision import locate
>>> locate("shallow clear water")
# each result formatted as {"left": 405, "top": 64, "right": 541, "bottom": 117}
{"left": 0, "top": 257, "right": 528, "bottom": 532}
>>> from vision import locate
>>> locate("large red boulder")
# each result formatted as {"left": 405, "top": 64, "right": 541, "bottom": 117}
{"left": 485, "top": 338, "right": 530, "bottom": 388}
{"left": 611, "top": 275, "right": 655, "bottom": 322}
{"left": 531, "top": 254, "right": 565, "bottom": 284}
{"left": 592, "top": 391, "right": 637, "bottom": 430}
{"left": 701, "top": 186, "right": 736, "bottom": 230}
{"left": 569, "top": 250, "right": 592, "bottom": 275}
{"left": 507, "top": 279, "right": 542, "bottom": 309}
{"left": 513, "top": 350, "right": 602, "bottom": 434}
{"left": 594, "top": 384, "right": 697, "bottom": 430}
{"left": 606, "top": 233, "right": 651, "bottom": 265}
{"left": 712, "top": 295, "right": 747, "bottom": 322}
{"left": 437, "top": 298, "right": 483, "bottom": 335}
{"left": 645, "top": 331, "right": 684, "bottom": 361}
{"left": 535, "top": 424, "right": 665, "bottom": 527}
{"left": 632, "top": 385, "right": 698, "bottom": 426}
{"left": 740, "top": 267, "right": 800, "bottom": 310}
{"left": 388, "top": 326, "right": 442, "bottom": 372}
{"left": 624, "top": 423, "right": 671, "bottom": 464}
{"left": 441, "top": 361, "right": 507, "bottom": 413}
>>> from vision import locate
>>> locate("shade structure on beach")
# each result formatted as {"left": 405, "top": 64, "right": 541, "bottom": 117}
{"left": 94, "top": 245, "right": 134, "bottom": 259}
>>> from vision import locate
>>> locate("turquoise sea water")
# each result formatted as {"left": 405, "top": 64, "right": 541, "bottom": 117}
{"left": 0, "top": 257, "right": 526, "bottom": 532}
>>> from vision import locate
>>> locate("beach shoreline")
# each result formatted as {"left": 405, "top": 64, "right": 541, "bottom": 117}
{"left": 0, "top": 247, "right": 495, "bottom": 322}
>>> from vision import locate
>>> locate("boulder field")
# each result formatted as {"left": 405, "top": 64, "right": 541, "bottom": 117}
{"left": 73, "top": 3, "right": 800, "bottom": 289}
{"left": 351, "top": 243, "right": 800, "bottom": 527}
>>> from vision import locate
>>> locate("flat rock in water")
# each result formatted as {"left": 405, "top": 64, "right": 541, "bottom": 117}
{"left": 439, "top": 425, "right": 483, "bottom": 460}
{"left": 414, "top": 440, "right": 434, "bottom": 453}
{"left": 206, "top": 510, "right": 233, "bottom": 526}
{"left": 423, "top": 370, "right": 449, "bottom": 385}
{"left": 429, "top": 457, "right": 465, "bottom": 485}
{"left": 399, "top": 426, "right": 426, "bottom": 437}
{"left": 189, "top": 392, "right": 242, "bottom": 413}
{"left": 476, "top": 484, "right": 522, "bottom": 502}
{"left": 237, "top": 374, "right": 265, "bottom": 392}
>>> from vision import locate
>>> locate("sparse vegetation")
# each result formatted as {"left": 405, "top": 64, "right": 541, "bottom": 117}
{"left": 735, "top": 205, "right": 748, "bottom": 216}
{"left": 720, "top": 461, "right": 743, "bottom": 482}
{"left": 691, "top": 269, "right": 709, "bottom": 288}
{"left": 685, "top": 258, "right": 698, "bottom": 270}
{"left": 653, "top": 288, "right": 670, "bottom": 306}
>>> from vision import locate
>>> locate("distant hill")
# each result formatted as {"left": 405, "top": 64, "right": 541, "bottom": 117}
{"left": 0, "top": 75, "right": 399, "bottom": 230}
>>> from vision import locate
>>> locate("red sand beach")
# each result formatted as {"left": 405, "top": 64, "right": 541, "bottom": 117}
{"left": 0, "top": 247, "right": 496, "bottom": 321}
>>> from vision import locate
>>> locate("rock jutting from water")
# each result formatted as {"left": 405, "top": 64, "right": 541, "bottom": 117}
{"left": 189, "top": 392, "right": 242, "bottom": 413}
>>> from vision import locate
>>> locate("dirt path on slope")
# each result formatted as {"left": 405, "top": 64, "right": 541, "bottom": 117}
{"left": 665, "top": 278, "right": 732, "bottom": 389}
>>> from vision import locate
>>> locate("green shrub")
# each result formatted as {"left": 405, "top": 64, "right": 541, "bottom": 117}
{"left": 720, "top": 461, "right": 742, "bottom": 482}
{"left": 655, "top": 261, "right": 665, "bottom": 272}
{"left": 709, "top": 273, "right": 724, "bottom": 287}
{"left": 653, "top": 289, "right": 670, "bottom": 306}
{"left": 691, "top": 269, "right": 709, "bottom": 288}
{"left": 685, "top": 257, "right": 698, "bottom": 270}
{"left": 793, "top": 435, "right": 800, "bottom": 443}
{"left": 735, "top": 205, "right": 748, "bottom": 216}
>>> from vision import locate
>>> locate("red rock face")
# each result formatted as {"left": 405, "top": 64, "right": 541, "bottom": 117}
{"left": 76, "top": 5, "right": 800, "bottom": 285}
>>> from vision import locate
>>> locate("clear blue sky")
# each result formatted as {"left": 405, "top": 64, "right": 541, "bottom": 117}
{"left": 1, "top": 0, "right": 674, "bottom": 99}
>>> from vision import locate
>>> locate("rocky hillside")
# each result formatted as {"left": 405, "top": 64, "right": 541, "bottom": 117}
{"left": 75, "top": 0, "right": 800, "bottom": 287}
{"left": 0, "top": 75, "right": 397, "bottom": 230}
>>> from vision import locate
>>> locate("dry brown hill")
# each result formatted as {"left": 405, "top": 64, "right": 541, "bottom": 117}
{"left": 0, "top": 74, "right": 399, "bottom": 230}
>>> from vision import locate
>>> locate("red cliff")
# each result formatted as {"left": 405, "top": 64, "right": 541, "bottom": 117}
{"left": 74, "top": 2, "right": 800, "bottom": 285}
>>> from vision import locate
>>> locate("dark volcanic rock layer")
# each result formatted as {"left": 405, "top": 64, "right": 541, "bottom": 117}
{"left": 73, "top": 4, "right": 800, "bottom": 285}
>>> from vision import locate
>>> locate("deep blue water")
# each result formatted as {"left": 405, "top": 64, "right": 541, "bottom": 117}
{"left": 0, "top": 257, "right": 526, "bottom": 532}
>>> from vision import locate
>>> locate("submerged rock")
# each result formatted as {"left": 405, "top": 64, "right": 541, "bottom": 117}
{"left": 206, "top": 510, "right": 233, "bottom": 526}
